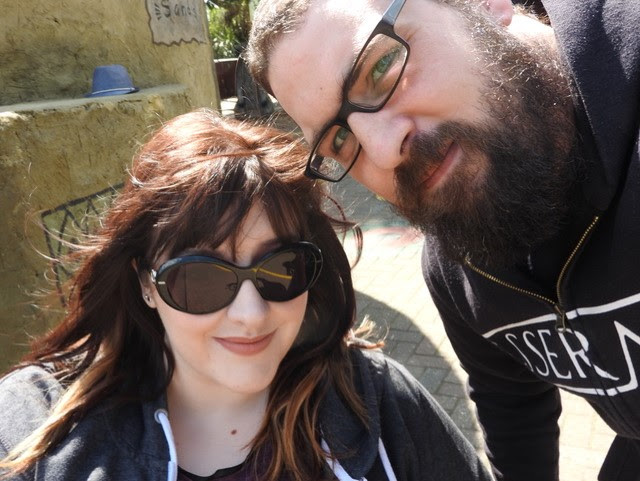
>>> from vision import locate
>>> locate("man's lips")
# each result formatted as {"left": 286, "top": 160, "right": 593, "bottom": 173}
{"left": 422, "top": 142, "right": 463, "bottom": 190}
{"left": 214, "top": 332, "right": 274, "bottom": 356}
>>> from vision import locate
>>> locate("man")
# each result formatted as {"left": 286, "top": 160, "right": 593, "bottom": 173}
{"left": 245, "top": 0, "right": 640, "bottom": 479}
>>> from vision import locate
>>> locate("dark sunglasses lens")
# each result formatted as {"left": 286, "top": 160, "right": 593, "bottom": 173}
{"left": 164, "top": 262, "right": 237, "bottom": 314}
{"left": 256, "top": 247, "right": 317, "bottom": 301}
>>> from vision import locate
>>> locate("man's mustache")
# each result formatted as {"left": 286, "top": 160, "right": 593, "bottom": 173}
{"left": 395, "top": 122, "right": 476, "bottom": 183}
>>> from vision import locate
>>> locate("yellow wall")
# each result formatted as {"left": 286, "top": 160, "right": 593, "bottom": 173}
{"left": 0, "top": 0, "right": 221, "bottom": 370}
{"left": 1, "top": 0, "right": 219, "bottom": 107}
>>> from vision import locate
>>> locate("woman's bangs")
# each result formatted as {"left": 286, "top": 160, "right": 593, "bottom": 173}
{"left": 262, "top": 182, "right": 307, "bottom": 242}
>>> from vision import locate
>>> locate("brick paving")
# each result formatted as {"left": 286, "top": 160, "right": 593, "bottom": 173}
{"left": 223, "top": 100, "right": 616, "bottom": 480}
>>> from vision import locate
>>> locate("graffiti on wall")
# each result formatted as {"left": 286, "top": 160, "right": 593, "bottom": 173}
{"left": 40, "top": 184, "right": 123, "bottom": 305}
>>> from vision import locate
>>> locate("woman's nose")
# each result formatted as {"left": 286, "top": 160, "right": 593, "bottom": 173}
{"left": 225, "top": 279, "right": 269, "bottom": 327}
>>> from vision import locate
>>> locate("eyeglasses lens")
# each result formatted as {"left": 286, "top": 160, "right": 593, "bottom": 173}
{"left": 347, "top": 34, "right": 408, "bottom": 107}
{"left": 312, "top": 127, "right": 360, "bottom": 180}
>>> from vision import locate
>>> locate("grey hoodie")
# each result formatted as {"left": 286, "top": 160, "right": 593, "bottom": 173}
{"left": 0, "top": 349, "right": 492, "bottom": 480}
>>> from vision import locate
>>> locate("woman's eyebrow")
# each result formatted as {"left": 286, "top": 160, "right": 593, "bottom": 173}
{"left": 175, "top": 244, "right": 221, "bottom": 257}
{"left": 180, "top": 237, "right": 284, "bottom": 262}
{"left": 249, "top": 238, "right": 284, "bottom": 260}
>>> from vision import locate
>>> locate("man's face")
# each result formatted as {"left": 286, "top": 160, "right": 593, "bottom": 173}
{"left": 269, "top": 0, "right": 577, "bottom": 266}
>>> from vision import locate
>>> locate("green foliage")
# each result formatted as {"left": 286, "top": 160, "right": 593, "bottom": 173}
{"left": 207, "top": 0, "right": 252, "bottom": 59}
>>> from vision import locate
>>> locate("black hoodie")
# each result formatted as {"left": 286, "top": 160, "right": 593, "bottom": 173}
{"left": 422, "top": 0, "right": 640, "bottom": 480}
{"left": 0, "top": 350, "right": 492, "bottom": 481}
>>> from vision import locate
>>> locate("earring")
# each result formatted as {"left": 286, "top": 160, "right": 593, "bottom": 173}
{"left": 144, "top": 294, "right": 151, "bottom": 302}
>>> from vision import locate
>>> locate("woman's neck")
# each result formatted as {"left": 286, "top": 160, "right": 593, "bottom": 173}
{"left": 167, "top": 368, "right": 269, "bottom": 412}
{"left": 166, "top": 373, "right": 269, "bottom": 476}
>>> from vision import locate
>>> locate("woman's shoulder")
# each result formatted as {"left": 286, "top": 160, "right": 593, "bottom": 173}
{"left": 0, "top": 364, "right": 63, "bottom": 405}
{"left": 349, "top": 348, "right": 493, "bottom": 480}
{"left": 0, "top": 365, "right": 170, "bottom": 479}
{"left": 350, "top": 348, "right": 458, "bottom": 427}
{"left": 350, "top": 347, "right": 429, "bottom": 400}
{"left": 0, "top": 365, "right": 64, "bottom": 449}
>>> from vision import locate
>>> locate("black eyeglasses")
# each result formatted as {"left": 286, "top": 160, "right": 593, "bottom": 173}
{"left": 150, "top": 242, "right": 323, "bottom": 314}
{"left": 305, "top": 0, "right": 409, "bottom": 182}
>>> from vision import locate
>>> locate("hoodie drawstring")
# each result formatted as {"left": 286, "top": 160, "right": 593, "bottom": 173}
{"left": 155, "top": 411, "right": 397, "bottom": 481}
{"left": 377, "top": 438, "right": 398, "bottom": 481}
{"left": 155, "top": 409, "right": 178, "bottom": 481}
{"left": 322, "top": 438, "right": 398, "bottom": 481}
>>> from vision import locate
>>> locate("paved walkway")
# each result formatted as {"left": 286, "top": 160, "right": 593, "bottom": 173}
{"left": 223, "top": 101, "right": 615, "bottom": 480}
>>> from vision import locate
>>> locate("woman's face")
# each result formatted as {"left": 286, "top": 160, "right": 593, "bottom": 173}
{"left": 144, "top": 203, "right": 307, "bottom": 397}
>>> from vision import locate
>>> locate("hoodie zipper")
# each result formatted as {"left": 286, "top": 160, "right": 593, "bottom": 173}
{"left": 464, "top": 215, "right": 601, "bottom": 332}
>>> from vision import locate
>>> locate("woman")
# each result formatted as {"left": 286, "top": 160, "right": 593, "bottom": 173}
{"left": 0, "top": 110, "right": 492, "bottom": 481}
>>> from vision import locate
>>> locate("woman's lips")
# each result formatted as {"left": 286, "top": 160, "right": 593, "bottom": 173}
{"left": 215, "top": 332, "right": 274, "bottom": 355}
{"left": 422, "top": 142, "right": 463, "bottom": 190}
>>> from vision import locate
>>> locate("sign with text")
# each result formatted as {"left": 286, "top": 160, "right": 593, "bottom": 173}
{"left": 146, "top": 0, "right": 207, "bottom": 46}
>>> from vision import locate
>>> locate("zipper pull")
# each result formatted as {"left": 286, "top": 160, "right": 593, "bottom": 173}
{"left": 554, "top": 305, "right": 567, "bottom": 332}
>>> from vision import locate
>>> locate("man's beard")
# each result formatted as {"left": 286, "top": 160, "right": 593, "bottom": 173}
{"left": 394, "top": 6, "right": 580, "bottom": 268}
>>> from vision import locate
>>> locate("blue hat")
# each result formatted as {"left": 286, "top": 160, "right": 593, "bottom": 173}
{"left": 86, "top": 64, "right": 139, "bottom": 97}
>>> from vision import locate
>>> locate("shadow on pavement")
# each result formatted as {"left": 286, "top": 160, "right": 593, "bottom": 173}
{"left": 354, "top": 290, "right": 486, "bottom": 453}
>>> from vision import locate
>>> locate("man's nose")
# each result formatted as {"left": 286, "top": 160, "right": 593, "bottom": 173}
{"left": 226, "top": 279, "right": 269, "bottom": 327}
{"left": 347, "top": 108, "right": 410, "bottom": 171}
{"left": 341, "top": 109, "right": 411, "bottom": 203}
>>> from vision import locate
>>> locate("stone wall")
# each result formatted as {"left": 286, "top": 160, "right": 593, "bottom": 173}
{"left": 0, "top": 0, "right": 220, "bottom": 370}
{"left": 1, "top": 0, "right": 219, "bottom": 107}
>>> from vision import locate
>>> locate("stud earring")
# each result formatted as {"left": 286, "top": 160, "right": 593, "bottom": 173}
{"left": 144, "top": 294, "right": 151, "bottom": 302}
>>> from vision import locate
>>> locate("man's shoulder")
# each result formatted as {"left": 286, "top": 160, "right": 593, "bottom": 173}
{"left": 420, "top": 237, "right": 468, "bottom": 292}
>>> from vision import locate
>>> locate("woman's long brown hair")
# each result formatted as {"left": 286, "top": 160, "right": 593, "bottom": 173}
{"left": 0, "top": 109, "right": 368, "bottom": 480}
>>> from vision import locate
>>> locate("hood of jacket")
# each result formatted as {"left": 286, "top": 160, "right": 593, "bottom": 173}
{"left": 318, "top": 349, "right": 383, "bottom": 479}
{"left": 545, "top": 0, "right": 640, "bottom": 211}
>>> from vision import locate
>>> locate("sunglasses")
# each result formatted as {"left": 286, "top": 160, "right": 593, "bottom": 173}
{"left": 149, "top": 242, "right": 323, "bottom": 314}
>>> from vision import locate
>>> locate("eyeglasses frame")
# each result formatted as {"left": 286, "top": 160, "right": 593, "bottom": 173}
{"left": 305, "top": 0, "right": 410, "bottom": 182}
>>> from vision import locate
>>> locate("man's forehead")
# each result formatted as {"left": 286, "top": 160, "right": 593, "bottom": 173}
{"left": 296, "top": 0, "right": 386, "bottom": 67}
{"left": 268, "top": 0, "right": 382, "bottom": 141}
{"left": 316, "top": 0, "right": 378, "bottom": 21}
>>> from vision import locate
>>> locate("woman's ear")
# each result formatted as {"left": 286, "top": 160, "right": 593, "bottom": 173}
{"left": 482, "top": 0, "right": 514, "bottom": 26}
{"left": 132, "top": 259, "right": 158, "bottom": 309}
